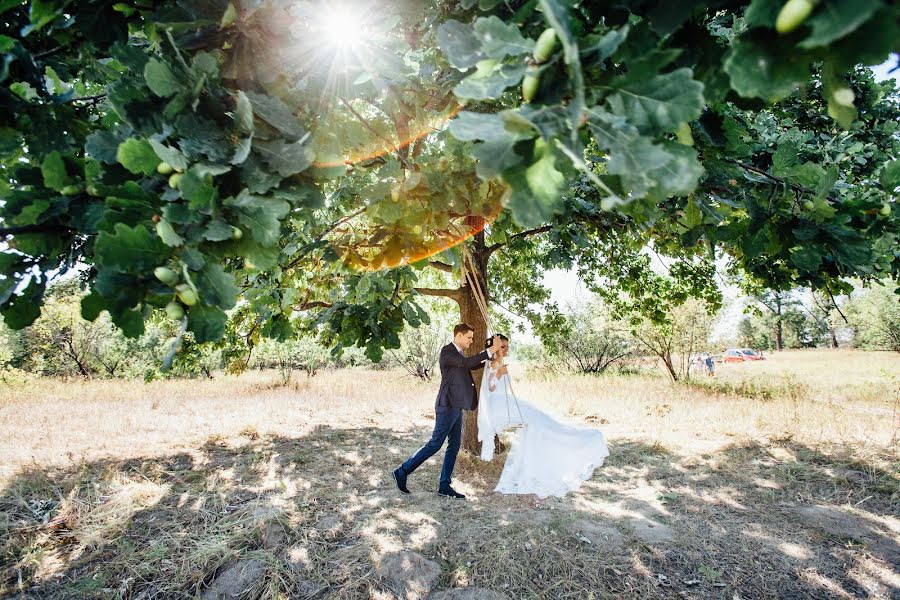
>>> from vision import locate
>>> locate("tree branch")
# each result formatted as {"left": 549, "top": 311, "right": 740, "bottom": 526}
{"left": 34, "top": 45, "right": 66, "bottom": 60}
{"left": 0, "top": 224, "right": 75, "bottom": 237}
{"left": 427, "top": 261, "right": 454, "bottom": 273}
{"left": 825, "top": 283, "right": 849, "bottom": 325}
{"left": 293, "top": 301, "right": 332, "bottom": 311}
{"left": 725, "top": 159, "right": 833, "bottom": 201}
{"left": 414, "top": 287, "right": 461, "bottom": 300}
{"left": 339, "top": 97, "right": 412, "bottom": 170}
{"left": 283, "top": 206, "right": 369, "bottom": 271}
{"left": 324, "top": 206, "right": 368, "bottom": 236}
{"left": 486, "top": 225, "right": 553, "bottom": 255}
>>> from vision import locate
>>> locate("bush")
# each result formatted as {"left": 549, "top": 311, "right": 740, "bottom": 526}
{"left": 846, "top": 285, "right": 900, "bottom": 352}
{"left": 544, "top": 299, "right": 635, "bottom": 375}
{"left": 249, "top": 336, "right": 332, "bottom": 383}
{"left": 389, "top": 319, "right": 447, "bottom": 380}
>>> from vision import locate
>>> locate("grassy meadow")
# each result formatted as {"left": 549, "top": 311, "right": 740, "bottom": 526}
{"left": 0, "top": 349, "right": 897, "bottom": 599}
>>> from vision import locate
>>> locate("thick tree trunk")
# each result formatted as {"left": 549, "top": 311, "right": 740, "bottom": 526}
{"left": 459, "top": 283, "right": 488, "bottom": 455}
{"left": 454, "top": 226, "right": 504, "bottom": 456}
{"left": 459, "top": 229, "right": 489, "bottom": 456}
{"left": 417, "top": 222, "right": 506, "bottom": 456}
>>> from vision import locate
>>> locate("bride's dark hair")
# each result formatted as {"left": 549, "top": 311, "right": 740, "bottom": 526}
{"left": 485, "top": 333, "right": 509, "bottom": 349}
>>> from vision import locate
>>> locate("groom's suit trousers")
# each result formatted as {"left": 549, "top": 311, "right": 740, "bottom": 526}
{"left": 400, "top": 405, "right": 462, "bottom": 487}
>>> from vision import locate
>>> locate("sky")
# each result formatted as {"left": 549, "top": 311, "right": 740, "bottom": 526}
{"left": 527, "top": 54, "right": 900, "bottom": 344}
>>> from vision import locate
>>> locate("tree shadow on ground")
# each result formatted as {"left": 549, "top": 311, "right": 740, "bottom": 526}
{"left": 525, "top": 437, "right": 899, "bottom": 599}
{"left": 1, "top": 425, "right": 897, "bottom": 599}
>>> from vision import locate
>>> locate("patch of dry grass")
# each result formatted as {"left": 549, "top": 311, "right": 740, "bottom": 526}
{"left": 524, "top": 349, "right": 898, "bottom": 451}
{"left": 0, "top": 350, "right": 897, "bottom": 598}
{"left": 0, "top": 369, "right": 438, "bottom": 486}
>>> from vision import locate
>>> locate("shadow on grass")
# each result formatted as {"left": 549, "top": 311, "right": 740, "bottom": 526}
{"left": 0, "top": 426, "right": 897, "bottom": 599}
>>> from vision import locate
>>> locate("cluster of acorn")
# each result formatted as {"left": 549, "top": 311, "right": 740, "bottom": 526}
{"left": 153, "top": 265, "right": 196, "bottom": 321}
{"left": 156, "top": 160, "right": 183, "bottom": 188}
{"left": 522, "top": 28, "right": 558, "bottom": 102}
{"left": 154, "top": 160, "right": 195, "bottom": 322}
{"left": 157, "top": 160, "right": 242, "bottom": 240}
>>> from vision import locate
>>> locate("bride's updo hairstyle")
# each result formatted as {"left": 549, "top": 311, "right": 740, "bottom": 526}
{"left": 485, "top": 333, "right": 509, "bottom": 349}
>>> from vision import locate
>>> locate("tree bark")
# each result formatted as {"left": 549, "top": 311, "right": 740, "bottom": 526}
{"left": 774, "top": 296, "right": 784, "bottom": 351}
{"left": 662, "top": 355, "right": 678, "bottom": 382}
{"left": 457, "top": 229, "right": 492, "bottom": 456}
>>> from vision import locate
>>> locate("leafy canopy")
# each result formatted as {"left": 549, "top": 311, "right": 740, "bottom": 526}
{"left": 0, "top": 0, "right": 897, "bottom": 361}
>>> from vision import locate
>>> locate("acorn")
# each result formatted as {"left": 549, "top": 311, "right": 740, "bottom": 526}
{"left": 533, "top": 28, "right": 558, "bottom": 64}
{"left": 154, "top": 267, "right": 178, "bottom": 285}
{"left": 522, "top": 73, "right": 540, "bottom": 102}
{"left": 775, "top": 0, "right": 816, "bottom": 34}
{"left": 165, "top": 301, "right": 184, "bottom": 320}
{"left": 831, "top": 86, "right": 855, "bottom": 107}
{"left": 60, "top": 184, "right": 83, "bottom": 196}
{"left": 175, "top": 284, "right": 198, "bottom": 306}
{"left": 675, "top": 123, "right": 694, "bottom": 147}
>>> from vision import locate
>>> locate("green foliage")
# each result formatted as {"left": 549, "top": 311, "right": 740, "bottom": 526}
{"left": 543, "top": 298, "right": 635, "bottom": 375}
{"left": 249, "top": 335, "right": 331, "bottom": 382}
{"left": 845, "top": 284, "right": 900, "bottom": 352}
{"left": 739, "top": 305, "right": 826, "bottom": 350}
{"left": 389, "top": 317, "right": 449, "bottom": 380}
{"left": 7, "top": 279, "right": 175, "bottom": 378}
{"left": 632, "top": 298, "right": 718, "bottom": 382}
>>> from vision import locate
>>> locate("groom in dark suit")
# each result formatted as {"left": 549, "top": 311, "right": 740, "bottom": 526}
{"left": 393, "top": 323, "right": 497, "bottom": 499}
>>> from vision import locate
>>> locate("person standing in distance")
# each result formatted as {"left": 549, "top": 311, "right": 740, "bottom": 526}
{"left": 392, "top": 323, "right": 498, "bottom": 499}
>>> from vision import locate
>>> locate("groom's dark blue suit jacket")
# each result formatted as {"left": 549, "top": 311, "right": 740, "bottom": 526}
{"left": 435, "top": 343, "right": 490, "bottom": 411}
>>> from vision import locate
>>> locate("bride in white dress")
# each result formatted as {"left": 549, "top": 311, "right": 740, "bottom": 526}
{"left": 477, "top": 335, "right": 609, "bottom": 498}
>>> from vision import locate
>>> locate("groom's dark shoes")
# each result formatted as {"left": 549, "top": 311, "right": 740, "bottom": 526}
{"left": 392, "top": 467, "right": 410, "bottom": 494}
{"left": 437, "top": 485, "right": 465, "bottom": 499}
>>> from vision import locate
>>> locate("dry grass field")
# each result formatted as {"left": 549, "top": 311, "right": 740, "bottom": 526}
{"left": 0, "top": 349, "right": 897, "bottom": 599}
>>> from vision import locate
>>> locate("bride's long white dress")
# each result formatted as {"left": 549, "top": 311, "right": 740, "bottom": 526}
{"left": 477, "top": 363, "right": 609, "bottom": 498}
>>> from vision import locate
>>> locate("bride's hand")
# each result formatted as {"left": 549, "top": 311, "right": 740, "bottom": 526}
{"left": 496, "top": 365, "right": 508, "bottom": 378}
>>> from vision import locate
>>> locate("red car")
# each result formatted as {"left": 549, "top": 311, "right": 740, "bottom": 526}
{"left": 738, "top": 348, "right": 765, "bottom": 360}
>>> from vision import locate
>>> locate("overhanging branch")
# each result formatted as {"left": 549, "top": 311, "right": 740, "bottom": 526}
{"left": 414, "top": 287, "right": 461, "bottom": 300}
{"left": 427, "top": 261, "right": 454, "bottom": 273}
{"left": 825, "top": 283, "right": 849, "bottom": 324}
{"left": 486, "top": 225, "right": 553, "bottom": 255}
{"left": 293, "top": 301, "right": 332, "bottom": 311}
{"left": 340, "top": 97, "right": 412, "bottom": 170}
{"left": 725, "top": 159, "right": 834, "bottom": 201}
